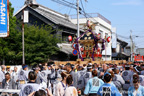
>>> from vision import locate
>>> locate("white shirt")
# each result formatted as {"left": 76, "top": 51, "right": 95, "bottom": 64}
{"left": 133, "top": 90, "right": 138, "bottom": 96}
{"left": 12, "top": 71, "right": 18, "bottom": 82}
{"left": 55, "top": 82, "right": 67, "bottom": 96}
{"left": 0, "top": 70, "right": 5, "bottom": 82}
{"left": 64, "top": 86, "right": 78, "bottom": 96}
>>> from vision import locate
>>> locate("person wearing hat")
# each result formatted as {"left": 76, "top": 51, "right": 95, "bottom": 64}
{"left": 122, "top": 64, "right": 133, "bottom": 92}
{"left": 84, "top": 69, "right": 104, "bottom": 96}
{"left": 83, "top": 65, "right": 92, "bottom": 88}
{"left": 6, "top": 66, "right": 12, "bottom": 74}
{"left": 128, "top": 74, "right": 144, "bottom": 96}
{"left": 83, "top": 64, "right": 87, "bottom": 71}
{"left": 97, "top": 72, "right": 121, "bottom": 96}
{"left": 18, "top": 64, "right": 29, "bottom": 89}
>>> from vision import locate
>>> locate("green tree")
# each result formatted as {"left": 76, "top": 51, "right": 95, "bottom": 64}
{"left": 24, "top": 24, "right": 59, "bottom": 65}
{"left": 0, "top": 2, "right": 59, "bottom": 65}
{"left": 0, "top": 2, "right": 22, "bottom": 65}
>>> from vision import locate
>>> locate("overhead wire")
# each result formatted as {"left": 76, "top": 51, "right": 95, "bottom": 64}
{"left": 80, "top": 0, "right": 88, "bottom": 20}
{"left": 62, "top": 0, "right": 76, "bottom": 6}
{"left": 52, "top": 0, "right": 100, "bottom": 22}
{"left": 51, "top": 0, "right": 77, "bottom": 9}
{"left": 51, "top": 0, "right": 143, "bottom": 47}
{"left": 67, "top": 0, "right": 75, "bottom": 15}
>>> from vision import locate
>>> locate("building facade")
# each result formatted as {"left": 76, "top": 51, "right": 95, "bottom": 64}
{"left": 136, "top": 48, "right": 144, "bottom": 56}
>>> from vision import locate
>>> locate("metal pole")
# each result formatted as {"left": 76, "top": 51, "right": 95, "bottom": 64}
{"left": 130, "top": 30, "right": 132, "bottom": 62}
{"left": 22, "top": 10, "right": 25, "bottom": 64}
{"left": 77, "top": 0, "right": 80, "bottom": 59}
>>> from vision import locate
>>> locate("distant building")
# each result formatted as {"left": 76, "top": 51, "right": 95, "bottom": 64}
{"left": 124, "top": 46, "right": 131, "bottom": 56}
{"left": 136, "top": 48, "right": 144, "bottom": 56}
{"left": 70, "top": 13, "right": 112, "bottom": 61}
{"left": 112, "top": 38, "right": 129, "bottom": 60}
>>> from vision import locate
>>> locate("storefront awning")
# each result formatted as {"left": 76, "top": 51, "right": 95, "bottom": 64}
{"left": 57, "top": 43, "right": 73, "bottom": 55}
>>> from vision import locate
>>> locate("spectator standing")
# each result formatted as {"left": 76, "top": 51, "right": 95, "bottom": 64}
{"left": 0, "top": 65, "right": 6, "bottom": 88}
{"left": 2, "top": 73, "right": 16, "bottom": 89}
{"left": 84, "top": 69, "right": 104, "bottom": 96}
{"left": 97, "top": 72, "right": 121, "bottom": 96}
{"left": 64, "top": 75, "right": 78, "bottom": 96}
{"left": 55, "top": 72, "right": 68, "bottom": 96}
{"left": 19, "top": 71, "right": 44, "bottom": 96}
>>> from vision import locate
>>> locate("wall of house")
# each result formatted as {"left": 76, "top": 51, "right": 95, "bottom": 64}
{"left": 116, "top": 42, "right": 120, "bottom": 53}
{"left": 124, "top": 47, "right": 131, "bottom": 56}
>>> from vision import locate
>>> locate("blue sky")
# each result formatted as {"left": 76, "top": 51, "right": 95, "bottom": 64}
{"left": 10, "top": 0, "right": 144, "bottom": 48}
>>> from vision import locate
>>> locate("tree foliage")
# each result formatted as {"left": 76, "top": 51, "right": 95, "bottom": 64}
{"left": 24, "top": 25, "right": 59, "bottom": 65}
{"left": 0, "top": 2, "right": 59, "bottom": 65}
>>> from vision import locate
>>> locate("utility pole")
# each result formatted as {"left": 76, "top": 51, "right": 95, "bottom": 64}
{"left": 77, "top": 0, "right": 80, "bottom": 58}
{"left": 130, "top": 30, "right": 133, "bottom": 62}
{"left": 22, "top": 0, "right": 39, "bottom": 64}
{"left": 22, "top": 10, "right": 25, "bottom": 64}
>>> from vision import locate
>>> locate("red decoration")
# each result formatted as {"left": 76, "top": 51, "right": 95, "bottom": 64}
{"left": 97, "top": 47, "right": 101, "bottom": 51}
{"left": 81, "top": 50, "right": 102, "bottom": 58}
{"left": 97, "top": 33, "right": 101, "bottom": 39}
{"left": 68, "top": 36, "right": 72, "bottom": 42}
{"left": 107, "top": 36, "right": 111, "bottom": 43}
{"left": 80, "top": 47, "right": 84, "bottom": 51}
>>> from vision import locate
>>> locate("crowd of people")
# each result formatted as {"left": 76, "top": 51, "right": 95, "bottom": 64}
{"left": 0, "top": 62, "right": 144, "bottom": 96}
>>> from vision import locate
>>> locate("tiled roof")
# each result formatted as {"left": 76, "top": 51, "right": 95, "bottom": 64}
{"left": 33, "top": 5, "right": 78, "bottom": 30}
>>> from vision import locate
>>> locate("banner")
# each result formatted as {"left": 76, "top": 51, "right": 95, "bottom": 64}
{"left": 134, "top": 55, "right": 143, "bottom": 62}
{"left": 0, "top": 0, "right": 9, "bottom": 37}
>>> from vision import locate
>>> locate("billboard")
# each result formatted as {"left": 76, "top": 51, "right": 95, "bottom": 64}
{"left": 0, "top": 0, "right": 9, "bottom": 37}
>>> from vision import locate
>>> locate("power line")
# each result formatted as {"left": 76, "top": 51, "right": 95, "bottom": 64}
{"left": 62, "top": 0, "right": 76, "bottom": 6}
{"left": 67, "top": 0, "right": 75, "bottom": 15}
{"left": 51, "top": 0, "right": 97, "bottom": 22}
{"left": 51, "top": 0, "right": 77, "bottom": 9}
{"left": 80, "top": 0, "right": 88, "bottom": 19}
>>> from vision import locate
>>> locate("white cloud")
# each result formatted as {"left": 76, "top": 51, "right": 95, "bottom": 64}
{"left": 112, "top": 0, "right": 142, "bottom": 6}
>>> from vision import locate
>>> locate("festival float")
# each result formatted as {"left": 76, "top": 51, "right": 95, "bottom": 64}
{"left": 55, "top": 20, "right": 126, "bottom": 65}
